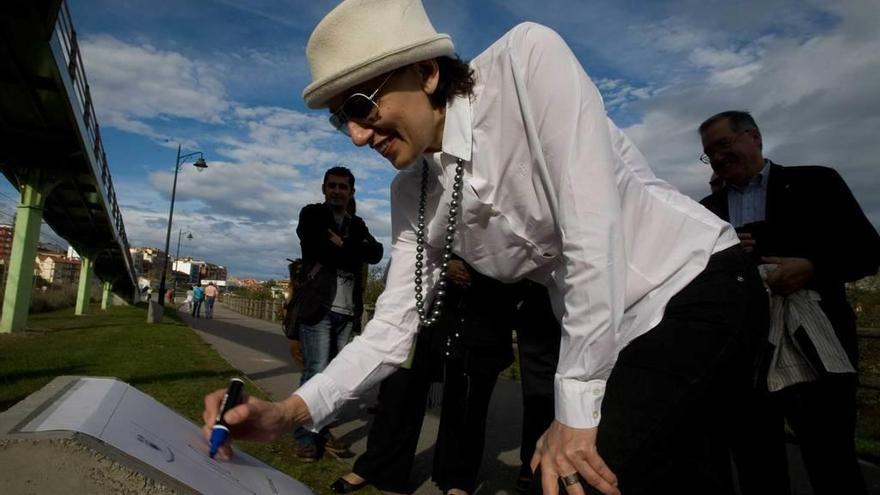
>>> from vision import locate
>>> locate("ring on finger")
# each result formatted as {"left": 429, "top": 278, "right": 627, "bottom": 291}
{"left": 560, "top": 473, "right": 581, "bottom": 487}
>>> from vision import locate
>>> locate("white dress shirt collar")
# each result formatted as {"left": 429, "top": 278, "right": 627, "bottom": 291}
{"left": 438, "top": 94, "right": 473, "bottom": 163}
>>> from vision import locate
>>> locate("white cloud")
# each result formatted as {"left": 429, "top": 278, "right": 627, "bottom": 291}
{"left": 595, "top": 78, "right": 656, "bottom": 112}
{"left": 80, "top": 36, "right": 231, "bottom": 131}
{"left": 78, "top": 36, "right": 395, "bottom": 278}
{"left": 77, "top": 0, "right": 879, "bottom": 280}
{"left": 623, "top": 0, "right": 880, "bottom": 228}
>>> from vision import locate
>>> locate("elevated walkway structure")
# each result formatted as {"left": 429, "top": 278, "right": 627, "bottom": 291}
{"left": 0, "top": 0, "right": 136, "bottom": 331}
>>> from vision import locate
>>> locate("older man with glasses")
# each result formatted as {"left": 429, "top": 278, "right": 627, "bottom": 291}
{"left": 699, "top": 110, "right": 880, "bottom": 495}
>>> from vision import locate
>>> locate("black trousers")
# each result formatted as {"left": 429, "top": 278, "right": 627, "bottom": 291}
{"left": 734, "top": 373, "right": 866, "bottom": 495}
{"left": 432, "top": 361, "right": 500, "bottom": 492}
{"left": 352, "top": 366, "right": 430, "bottom": 492}
{"left": 352, "top": 353, "right": 500, "bottom": 492}
{"left": 516, "top": 284, "right": 561, "bottom": 474}
{"left": 583, "top": 245, "right": 768, "bottom": 495}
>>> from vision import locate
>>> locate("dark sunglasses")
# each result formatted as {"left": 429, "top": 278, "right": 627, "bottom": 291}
{"left": 329, "top": 70, "right": 396, "bottom": 136}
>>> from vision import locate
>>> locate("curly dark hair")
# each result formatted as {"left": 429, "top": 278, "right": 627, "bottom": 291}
{"left": 428, "top": 55, "right": 475, "bottom": 109}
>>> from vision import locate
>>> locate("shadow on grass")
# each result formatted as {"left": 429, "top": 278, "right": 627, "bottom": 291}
{"left": 0, "top": 365, "right": 88, "bottom": 411}
{"left": 2, "top": 364, "right": 87, "bottom": 384}
{"left": 127, "top": 369, "right": 234, "bottom": 386}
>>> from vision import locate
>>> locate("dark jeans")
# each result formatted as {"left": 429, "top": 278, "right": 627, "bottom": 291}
{"left": 583, "top": 245, "right": 768, "bottom": 495}
{"left": 191, "top": 299, "right": 203, "bottom": 318}
{"left": 294, "top": 311, "right": 353, "bottom": 448}
{"left": 204, "top": 296, "right": 215, "bottom": 318}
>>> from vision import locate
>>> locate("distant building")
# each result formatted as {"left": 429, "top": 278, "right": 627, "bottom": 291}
{"left": 0, "top": 224, "right": 13, "bottom": 261}
{"left": 129, "top": 247, "right": 166, "bottom": 278}
{"left": 200, "top": 262, "right": 227, "bottom": 283}
{"left": 238, "top": 279, "right": 262, "bottom": 290}
{"left": 37, "top": 242, "right": 65, "bottom": 256}
{"left": 35, "top": 253, "right": 80, "bottom": 286}
{"left": 172, "top": 258, "right": 205, "bottom": 285}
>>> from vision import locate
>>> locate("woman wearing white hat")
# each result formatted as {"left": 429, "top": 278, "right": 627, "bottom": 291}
{"left": 203, "top": 1, "right": 768, "bottom": 494}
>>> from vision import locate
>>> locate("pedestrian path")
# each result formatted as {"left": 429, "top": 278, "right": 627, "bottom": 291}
{"left": 181, "top": 302, "right": 880, "bottom": 495}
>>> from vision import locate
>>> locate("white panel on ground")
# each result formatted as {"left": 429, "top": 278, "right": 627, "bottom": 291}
{"left": 19, "top": 377, "right": 311, "bottom": 495}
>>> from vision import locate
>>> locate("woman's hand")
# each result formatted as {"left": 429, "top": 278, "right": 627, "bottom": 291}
{"left": 531, "top": 420, "right": 619, "bottom": 495}
{"left": 201, "top": 391, "right": 309, "bottom": 460}
{"left": 446, "top": 259, "right": 471, "bottom": 288}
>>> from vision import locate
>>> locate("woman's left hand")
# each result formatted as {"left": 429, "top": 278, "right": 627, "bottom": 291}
{"left": 530, "top": 420, "right": 619, "bottom": 495}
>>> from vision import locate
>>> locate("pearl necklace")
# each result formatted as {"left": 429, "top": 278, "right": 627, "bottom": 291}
{"left": 415, "top": 158, "right": 464, "bottom": 327}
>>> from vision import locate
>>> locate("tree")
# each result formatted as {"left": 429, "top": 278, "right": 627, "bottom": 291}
{"left": 363, "top": 262, "right": 387, "bottom": 307}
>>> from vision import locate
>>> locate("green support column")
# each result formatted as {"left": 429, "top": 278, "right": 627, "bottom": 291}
{"left": 75, "top": 254, "right": 93, "bottom": 316}
{"left": 0, "top": 176, "right": 48, "bottom": 333}
{"left": 101, "top": 281, "right": 111, "bottom": 310}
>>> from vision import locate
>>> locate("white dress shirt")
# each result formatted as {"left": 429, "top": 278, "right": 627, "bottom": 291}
{"left": 296, "top": 22, "right": 738, "bottom": 429}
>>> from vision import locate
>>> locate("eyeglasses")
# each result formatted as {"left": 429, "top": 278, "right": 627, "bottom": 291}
{"left": 699, "top": 130, "right": 750, "bottom": 164}
{"left": 329, "top": 71, "right": 396, "bottom": 136}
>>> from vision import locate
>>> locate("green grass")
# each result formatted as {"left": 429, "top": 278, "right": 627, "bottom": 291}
{"left": 0, "top": 304, "right": 379, "bottom": 495}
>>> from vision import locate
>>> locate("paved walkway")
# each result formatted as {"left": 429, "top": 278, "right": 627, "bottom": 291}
{"left": 181, "top": 302, "right": 880, "bottom": 495}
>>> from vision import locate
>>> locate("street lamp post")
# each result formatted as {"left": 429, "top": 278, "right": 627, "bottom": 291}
{"left": 158, "top": 144, "right": 207, "bottom": 306}
{"left": 173, "top": 229, "right": 193, "bottom": 295}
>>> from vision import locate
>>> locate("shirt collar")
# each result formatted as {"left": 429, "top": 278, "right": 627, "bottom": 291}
{"left": 438, "top": 94, "right": 473, "bottom": 162}
{"left": 729, "top": 159, "right": 771, "bottom": 192}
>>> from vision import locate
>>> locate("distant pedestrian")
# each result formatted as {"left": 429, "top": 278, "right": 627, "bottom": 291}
{"left": 204, "top": 283, "right": 218, "bottom": 319}
{"left": 165, "top": 287, "right": 174, "bottom": 304}
{"left": 192, "top": 285, "right": 205, "bottom": 318}
{"left": 183, "top": 287, "right": 194, "bottom": 313}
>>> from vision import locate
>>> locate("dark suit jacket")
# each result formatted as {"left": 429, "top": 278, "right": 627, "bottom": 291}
{"left": 296, "top": 202, "right": 383, "bottom": 328}
{"left": 700, "top": 162, "right": 880, "bottom": 365}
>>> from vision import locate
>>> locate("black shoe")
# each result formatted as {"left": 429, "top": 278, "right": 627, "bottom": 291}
{"left": 295, "top": 443, "right": 320, "bottom": 463}
{"left": 330, "top": 476, "right": 369, "bottom": 493}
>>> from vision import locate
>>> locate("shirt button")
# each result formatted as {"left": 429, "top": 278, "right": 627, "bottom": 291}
{"left": 592, "top": 411, "right": 600, "bottom": 420}
{"left": 592, "top": 388, "right": 602, "bottom": 396}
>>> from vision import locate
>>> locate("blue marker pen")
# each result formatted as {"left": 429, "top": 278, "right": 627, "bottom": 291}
{"left": 209, "top": 377, "right": 244, "bottom": 458}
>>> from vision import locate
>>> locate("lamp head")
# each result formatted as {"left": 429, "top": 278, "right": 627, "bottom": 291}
{"left": 193, "top": 157, "right": 208, "bottom": 172}
{"left": 186, "top": 233, "right": 194, "bottom": 240}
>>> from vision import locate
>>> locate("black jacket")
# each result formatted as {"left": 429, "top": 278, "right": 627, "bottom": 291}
{"left": 296, "top": 203, "right": 383, "bottom": 328}
{"left": 700, "top": 162, "right": 880, "bottom": 365}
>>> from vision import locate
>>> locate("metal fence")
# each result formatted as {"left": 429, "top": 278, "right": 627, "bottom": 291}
{"left": 220, "top": 293, "right": 376, "bottom": 329}
{"left": 221, "top": 294, "right": 285, "bottom": 322}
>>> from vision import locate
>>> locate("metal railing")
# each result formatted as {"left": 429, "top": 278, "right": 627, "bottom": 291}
{"left": 220, "top": 293, "right": 376, "bottom": 329}
{"left": 52, "top": 0, "right": 133, "bottom": 278}
{"left": 221, "top": 294, "right": 286, "bottom": 322}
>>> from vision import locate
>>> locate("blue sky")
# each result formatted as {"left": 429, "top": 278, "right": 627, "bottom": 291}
{"left": 6, "top": 0, "right": 876, "bottom": 280}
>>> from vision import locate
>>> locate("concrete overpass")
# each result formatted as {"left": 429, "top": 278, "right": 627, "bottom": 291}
{"left": 0, "top": 0, "right": 137, "bottom": 331}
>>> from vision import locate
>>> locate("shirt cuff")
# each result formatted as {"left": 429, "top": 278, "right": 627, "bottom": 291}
{"left": 554, "top": 377, "right": 606, "bottom": 428}
{"left": 293, "top": 373, "right": 343, "bottom": 431}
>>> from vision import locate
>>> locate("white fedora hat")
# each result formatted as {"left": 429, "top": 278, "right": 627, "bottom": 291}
{"left": 303, "top": 0, "right": 455, "bottom": 109}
